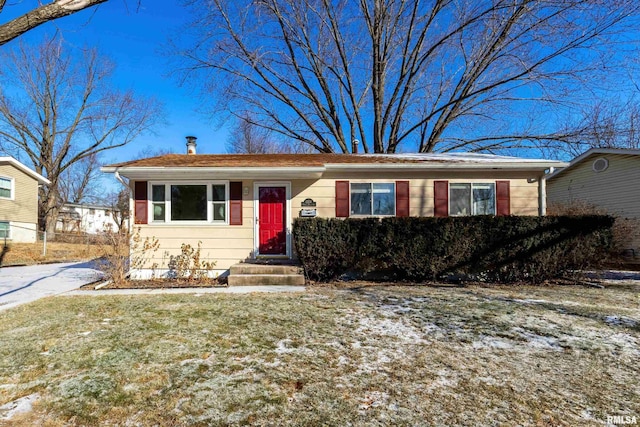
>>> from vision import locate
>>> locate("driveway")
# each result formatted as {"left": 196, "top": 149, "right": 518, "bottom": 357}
{"left": 0, "top": 262, "right": 102, "bottom": 311}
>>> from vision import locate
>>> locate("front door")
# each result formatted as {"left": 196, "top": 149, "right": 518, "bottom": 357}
{"left": 258, "top": 186, "right": 287, "bottom": 255}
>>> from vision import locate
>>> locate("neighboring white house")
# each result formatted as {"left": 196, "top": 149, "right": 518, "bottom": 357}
{"left": 56, "top": 203, "right": 127, "bottom": 234}
{"left": 0, "top": 157, "right": 50, "bottom": 243}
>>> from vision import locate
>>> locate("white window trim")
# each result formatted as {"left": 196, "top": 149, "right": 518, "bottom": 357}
{"left": 0, "top": 221, "right": 10, "bottom": 240}
{"left": 449, "top": 182, "right": 496, "bottom": 216}
{"left": 349, "top": 182, "right": 397, "bottom": 217}
{"left": 0, "top": 176, "right": 14, "bottom": 201}
{"left": 148, "top": 180, "right": 230, "bottom": 225}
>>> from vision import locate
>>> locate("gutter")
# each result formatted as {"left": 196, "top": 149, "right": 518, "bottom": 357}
{"left": 324, "top": 162, "right": 568, "bottom": 171}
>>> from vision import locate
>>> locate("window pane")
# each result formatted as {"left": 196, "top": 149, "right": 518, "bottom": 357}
{"left": 153, "top": 203, "right": 165, "bottom": 221}
{"left": 351, "top": 183, "right": 372, "bottom": 215}
{"left": 152, "top": 185, "right": 165, "bottom": 202}
{"left": 473, "top": 184, "right": 495, "bottom": 215}
{"left": 171, "top": 185, "right": 207, "bottom": 220}
{"left": 213, "top": 202, "right": 226, "bottom": 221}
{"left": 0, "top": 178, "right": 10, "bottom": 198}
{"left": 0, "top": 222, "right": 8, "bottom": 238}
{"left": 450, "top": 184, "right": 471, "bottom": 216}
{"left": 212, "top": 184, "right": 225, "bottom": 202}
{"left": 372, "top": 183, "right": 395, "bottom": 215}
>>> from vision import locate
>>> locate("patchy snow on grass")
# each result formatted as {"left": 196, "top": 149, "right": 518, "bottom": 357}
{"left": 512, "top": 327, "right": 563, "bottom": 351}
{"left": 358, "top": 391, "right": 390, "bottom": 413}
{"left": 274, "top": 339, "right": 315, "bottom": 356}
{"left": 471, "top": 336, "right": 514, "bottom": 350}
{"left": 0, "top": 393, "right": 39, "bottom": 420}
{"left": 356, "top": 315, "right": 429, "bottom": 344}
{"left": 604, "top": 315, "right": 638, "bottom": 328}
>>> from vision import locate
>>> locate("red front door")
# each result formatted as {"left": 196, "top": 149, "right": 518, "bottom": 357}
{"left": 258, "top": 186, "right": 287, "bottom": 255}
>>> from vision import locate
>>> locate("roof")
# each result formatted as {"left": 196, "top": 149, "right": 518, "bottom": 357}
{"left": 0, "top": 157, "right": 51, "bottom": 185}
{"left": 63, "top": 202, "right": 122, "bottom": 211}
{"left": 546, "top": 148, "right": 640, "bottom": 181}
{"left": 102, "top": 153, "right": 567, "bottom": 180}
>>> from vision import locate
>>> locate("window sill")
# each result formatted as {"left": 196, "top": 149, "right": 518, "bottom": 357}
{"left": 147, "top": 222, "right": 231, "bottom": 226}
{"left": 349, "top": 214, "right": 396, "bottom": 218}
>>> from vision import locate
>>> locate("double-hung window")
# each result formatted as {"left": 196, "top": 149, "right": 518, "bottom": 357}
{"left": 212, "top": 184, "right": 226, "bottom": 221}
{"left": 150, "top": 182, "right": 228, "bottom": 224}
{"left": 350, "top": 183, "right": 395, "bottom": 216}
{"left": 0, "top": 177, "right": 12, "bottom": 199}
{"left": 450, "top": 183, "right": 495, "bottom": 216}
{"left": 0, "top": 221, "right": 9, "bottom": 239}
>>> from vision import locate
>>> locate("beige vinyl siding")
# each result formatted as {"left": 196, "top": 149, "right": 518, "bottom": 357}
{"left": 135, "top": 180, "right": 256, "bottom": 271}
{"left": 293, "top": 171, "right": 540, "bottom": 218}
{"left": 547, "top": 154, "right": 640, "bottom": 249}
{"left": 134, "top": 172, "right": 542, "bottom": 272}
{"left": 0, "top": 163, "right": 39, "bottom": 224}
{"left": 547, "top": 154, "right": 640, "bottom": 218}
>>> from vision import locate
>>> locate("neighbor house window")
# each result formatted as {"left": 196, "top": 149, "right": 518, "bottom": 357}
{"left": 0, "top": 177, "right": 12, "bottom": 199}
{"left": 150, "top": 182, "right": 228, "bottom": 224}
{"left": 450, "top": 183, "right": 495, "bottom": 216}
{"left": 350, "top": 183, "right": 395, "bottom": 216}
{"left": 0, "top": 221, "right": 9, "bottom": 239}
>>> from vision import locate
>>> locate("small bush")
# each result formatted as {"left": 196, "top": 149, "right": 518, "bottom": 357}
{"left": 548, "top": 200, "right": 640, "bottom": 255}
{"left": 293, "top": 216, "right": 614, "bottom": 283}
{"left": 98, "top": 227, "right": 160, "bottom": 284}
{"left": 167, "top": 241, "right": 217, "bottom": 281}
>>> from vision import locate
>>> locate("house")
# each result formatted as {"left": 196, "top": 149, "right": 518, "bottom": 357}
{"left": 101, "top": 138, "right": 567, "bottom": 279}
{"left": 0, "top": 157, "right": 50, "bottom": 242}
{"left": 546, "top": 147, "right": 640, "bottom": 251}
{"left": 56, "top": 202, "right": 127, "bottom": 234}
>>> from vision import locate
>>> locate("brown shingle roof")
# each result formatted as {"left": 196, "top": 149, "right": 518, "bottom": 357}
{"left": 105, "top": 153, "right": 430, "bottom": 168}
{"left": 104, "top": 152, "right": 560, "bottom": 169}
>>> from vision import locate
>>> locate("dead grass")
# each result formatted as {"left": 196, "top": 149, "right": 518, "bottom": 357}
{"left": 0, "top": 282, "right": 638, "bottom": 426}
{"left": 1, "top": 242, "right": 109, "bottom": 266}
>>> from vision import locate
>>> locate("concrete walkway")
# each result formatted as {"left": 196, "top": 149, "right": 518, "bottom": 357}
{"left": 0, "top": 261, "right": 102, "bottom": 311}
{"left": 0, "top": 261, "right": 306, "bottom": 312}
{"left": 63, "top": 286, "right": 307, "bottom": 296}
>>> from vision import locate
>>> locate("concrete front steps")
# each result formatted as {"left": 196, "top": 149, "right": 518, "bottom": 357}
{"left": 227, "top": 262, "right": 305, "bottom": 286}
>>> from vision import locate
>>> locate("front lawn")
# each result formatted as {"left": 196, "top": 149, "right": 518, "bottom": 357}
{"left": 0, "top": 283, "right": 638, "bottom": 425}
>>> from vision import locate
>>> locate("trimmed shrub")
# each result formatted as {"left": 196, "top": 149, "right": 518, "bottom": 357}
{"left": 293, "top": 216, "right": 614, "bottom": 283}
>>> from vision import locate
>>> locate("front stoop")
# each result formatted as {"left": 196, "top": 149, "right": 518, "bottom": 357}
{"left": 228, "top": 263, "right": 305, "bottom": 286}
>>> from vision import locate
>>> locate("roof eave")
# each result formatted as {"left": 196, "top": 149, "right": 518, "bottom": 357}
{"left": 101, "top": 166, "right": 326, "bottom": 180}
{"left": 325, "top": 162, "right": 568, "bottom": 171}
{"left": 547, "top": 147, "right": 640, "bottom": 181}
{"left": 0, "top": 157, "right": 51, "bottom": 185}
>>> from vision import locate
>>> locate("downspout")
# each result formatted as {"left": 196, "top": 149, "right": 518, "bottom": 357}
{"left": 539, "top": 167, "right": 554, "bottom": 216}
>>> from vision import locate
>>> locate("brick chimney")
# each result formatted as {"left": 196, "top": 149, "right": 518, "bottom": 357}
{"left": 186, "top": 136, "right": 197, "bottom": 155}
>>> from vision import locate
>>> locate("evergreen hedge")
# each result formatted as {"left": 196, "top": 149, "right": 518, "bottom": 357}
{"left": 293, "top": 216, "right": 614, "bottom": 283}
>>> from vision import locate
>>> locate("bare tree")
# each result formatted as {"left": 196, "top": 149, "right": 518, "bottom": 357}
{"left": 175, "top": 0, "right": 640, "bottom": 154}
{"left": 557, "top": 100, "right": 640, "bottom": 157}
{"left": 58, "top": 153, "right": 102, "bottom": 204}
{"left": 227, "top": 114, "right": 281, "bottom": 153}
{"left": 227, "top": 113, "right": 316, "bottom": 154}
{"left": 103, "top": 188, "right": 129, "bottom": 233}
{"left": 0, "top": 37, "right": 162, "bottom": 235}
{"left": 0, "top": 0, "right": 107, "bottom": 46}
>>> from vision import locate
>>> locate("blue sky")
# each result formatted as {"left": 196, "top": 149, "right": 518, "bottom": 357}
{"left": 3, "top": 0, "right": 230, "bottom": 164}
